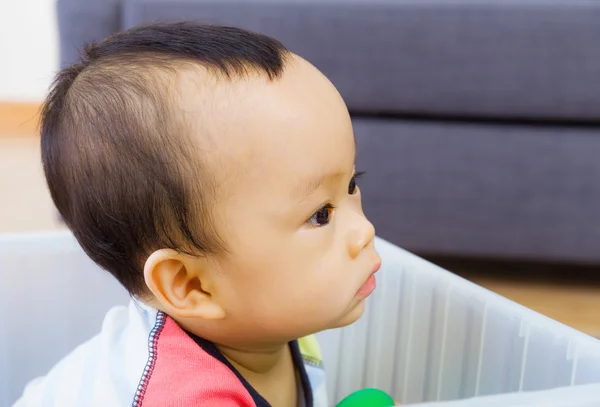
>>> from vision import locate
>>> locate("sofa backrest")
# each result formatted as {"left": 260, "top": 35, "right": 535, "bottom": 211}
{"left": 57, "top": 0, "right": 600, "bottom": 122}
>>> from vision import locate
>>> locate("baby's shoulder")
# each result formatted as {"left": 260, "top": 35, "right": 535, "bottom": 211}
{"left": 14, "top": 301, "right": 255, "bottom": 407}
{"left": 14, "top": 302, "right": 143, "bottom": 406}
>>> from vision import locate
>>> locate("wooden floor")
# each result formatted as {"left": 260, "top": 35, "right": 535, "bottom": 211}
{"left": 1, "top": 103, "right": 600, "bottom": 336}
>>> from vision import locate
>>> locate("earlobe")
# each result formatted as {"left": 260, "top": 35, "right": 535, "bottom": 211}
{"left": 143, "top": 249, "right": 226, "bottom": 320}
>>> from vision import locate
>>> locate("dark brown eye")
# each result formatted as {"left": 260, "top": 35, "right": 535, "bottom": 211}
{"left": 308, "top": 204, "right": 334, "bottom": 227}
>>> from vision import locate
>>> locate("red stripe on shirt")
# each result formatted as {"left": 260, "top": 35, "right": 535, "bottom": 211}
{"left": 140, "top": 316, "right": 257, "bottom": 407}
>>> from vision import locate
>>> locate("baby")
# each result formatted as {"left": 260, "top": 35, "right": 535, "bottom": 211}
{"left": 16, "top": 22, "right": 380, "bottom": 407}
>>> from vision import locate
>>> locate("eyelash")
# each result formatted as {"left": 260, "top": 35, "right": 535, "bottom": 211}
{"left": 307, "top": 171, "right": 365, "bottom": 227}
{"left": 349, "top": 171, "right": 365, "bottom": 195}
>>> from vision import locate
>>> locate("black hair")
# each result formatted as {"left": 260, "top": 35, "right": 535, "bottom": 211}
{"left": 41, "top": 22, "right": 289, "bottom": 296}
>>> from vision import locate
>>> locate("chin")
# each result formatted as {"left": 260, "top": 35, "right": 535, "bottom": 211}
{"left": 330, "top": 299, "right": 366, "bottom": 329}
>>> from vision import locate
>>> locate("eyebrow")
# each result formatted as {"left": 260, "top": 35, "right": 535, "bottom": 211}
{"left": 292, "top": 171, "right": 347, "bottom": 201}
{"left": 292, "top": 142, "right": 357, "bottom": 201}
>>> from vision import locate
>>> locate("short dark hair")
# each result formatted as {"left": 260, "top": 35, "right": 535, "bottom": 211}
{"left": 41, "top": 22, "right": 289, "bottom": 296}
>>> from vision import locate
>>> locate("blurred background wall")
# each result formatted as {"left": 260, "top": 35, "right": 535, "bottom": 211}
{"left": 0, "top": 0, "right": 58, "bottom": 102}
{"left": 0, "top": 0, "right": 60, "bottom": 233}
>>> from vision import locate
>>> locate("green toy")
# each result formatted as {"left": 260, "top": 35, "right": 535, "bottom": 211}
{"left": 336, "top": 388, "right": 395, "bottom": 406}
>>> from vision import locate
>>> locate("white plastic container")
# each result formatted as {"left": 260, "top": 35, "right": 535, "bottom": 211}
{"left": 1, "top": 231, "right": 600, "bottom": 407}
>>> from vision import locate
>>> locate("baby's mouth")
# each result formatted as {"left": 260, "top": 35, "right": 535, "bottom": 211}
{"left": 355, "top": 259, "right": 381, "bottom": 299}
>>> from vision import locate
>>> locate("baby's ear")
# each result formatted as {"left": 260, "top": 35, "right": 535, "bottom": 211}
{"left": 143, "top": 249, "right": 226, "bottom": 320}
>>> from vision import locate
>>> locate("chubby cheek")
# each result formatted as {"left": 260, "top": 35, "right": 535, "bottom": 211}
{"left": 218, "top": 222, "right": 360, "bottom": 332}
{"left": 236, "top": 255, "right": 356, "bottom": 331}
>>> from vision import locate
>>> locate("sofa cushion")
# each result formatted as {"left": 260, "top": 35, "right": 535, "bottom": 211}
{"left": 122, "top": 0, "right": 600, "bottom": 122}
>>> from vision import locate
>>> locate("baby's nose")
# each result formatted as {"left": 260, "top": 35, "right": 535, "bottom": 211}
{"left": 348, "top": 215, "right": 376, "bottom": 259}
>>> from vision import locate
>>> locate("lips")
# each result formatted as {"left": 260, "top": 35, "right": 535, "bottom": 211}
{"left": 356, "top": 258, "right": 381, "bottom": 299}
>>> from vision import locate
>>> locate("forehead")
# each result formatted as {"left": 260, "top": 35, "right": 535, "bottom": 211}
{"left": 181, "top": 55, "right": 355, "bottom": 195}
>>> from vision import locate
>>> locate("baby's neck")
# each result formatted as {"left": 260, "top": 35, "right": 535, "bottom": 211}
{"left": 218, "top": 343, "right": 290, "bottom": 374}
{"left": 219, "top": 343, "right": 298, "bottom": 407}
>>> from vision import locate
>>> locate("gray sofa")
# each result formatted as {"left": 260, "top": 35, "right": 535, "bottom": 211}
{"left": 57, "top": 0, "right": 600, "bottom": 265}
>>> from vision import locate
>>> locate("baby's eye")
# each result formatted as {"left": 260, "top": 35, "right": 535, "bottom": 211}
{"left": 348, "top": 171, "right": 365, "bottom": 195}
{"left": 307, "top": 204, "right": 334, "bottom": 227}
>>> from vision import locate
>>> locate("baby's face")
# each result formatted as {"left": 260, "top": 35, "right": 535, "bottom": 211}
{"left": 186, "top": 55, "right": 379, "bottom": 347}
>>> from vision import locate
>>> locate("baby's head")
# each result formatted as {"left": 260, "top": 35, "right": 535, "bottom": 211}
{"left": 42, "top": 22, "right": 379, "bottom": 349}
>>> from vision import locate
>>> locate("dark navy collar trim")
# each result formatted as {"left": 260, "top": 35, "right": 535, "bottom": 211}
{"left": 186, "top": 333, "right": 313, "bottom": 407}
